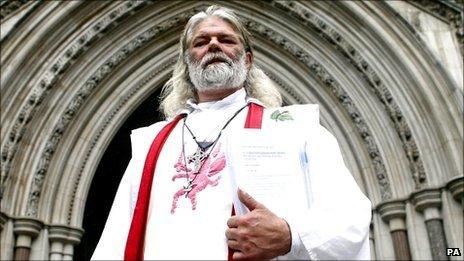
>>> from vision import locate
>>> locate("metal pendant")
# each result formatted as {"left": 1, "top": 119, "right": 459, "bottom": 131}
{"left": 183, "top": 182, "right": 193, "bottom": 193}
{"left": 187, "top": 146, "right": 208, "bottom": 174}
{"left": 183, "top": 180, "right": 195, "bottom": 197}
{"left": 197, "top": 141, "right": 214, "bottom": 150}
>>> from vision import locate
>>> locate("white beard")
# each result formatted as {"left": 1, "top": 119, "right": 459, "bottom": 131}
{"left": 187, "top": 51, "right": 247, "bottom": 92}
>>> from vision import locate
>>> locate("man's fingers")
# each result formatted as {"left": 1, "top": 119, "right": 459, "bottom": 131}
{"left": 227, "top": 216, "right": 239, "bottom": 228}
{"left": 227, "top": 239, "right": 240, "bottom": 250}
{"left": 238, "top": 188, "right": 264, "bottom": 211}
{"left": 225, "top": 228, "right": 239, "bottom": 240}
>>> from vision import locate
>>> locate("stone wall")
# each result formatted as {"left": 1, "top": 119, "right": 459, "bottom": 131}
{"left": 1, "top": 0, "right": 462, "bottom": 260}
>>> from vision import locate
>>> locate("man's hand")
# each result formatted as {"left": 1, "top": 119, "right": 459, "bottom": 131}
{"left": 226, "top": 189, "right": 291, "bottom": 260}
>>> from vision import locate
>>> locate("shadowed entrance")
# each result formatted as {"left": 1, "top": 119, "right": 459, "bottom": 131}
{"left": 75, "top": 88, "right": 163, "bottom": 260}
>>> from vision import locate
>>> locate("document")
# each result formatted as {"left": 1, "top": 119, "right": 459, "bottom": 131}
{"left": 226, "top": 129, "right": 310, "bottom": 217}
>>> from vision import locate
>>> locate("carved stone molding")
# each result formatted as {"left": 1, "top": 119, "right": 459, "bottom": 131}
{"left": 264, "top": 71, "right": 304, "bottom": 104}
{"left": 409, "top": 0, "right": 463, "bottom": 27}
{"left": 26, "top": 3, "right": 393, "bottom": 219}
{"left": 410, "top": 187, "right": 449, "bottom": 260}
{"left": 411, "top": 188, "right": 442, "bottom": 213}
{"left": 446, "top": 176, "right": 463, "bottom": 203}
{"left": 25, "top": 7, "right": 203, "bottom": 217}
{"left": 49, "top": 224, "right": 84, "bottom": 260}
{"left": 67, "top": 59, "right": 176, "bottom": 224}
{"left": 13, "top": 217, "right": 43, "bottom": 238}
{"left": 0, "top": 0, "right": 32, "bottom": 20}
{"left": 13, "top": 216, "right": 43, "bottom": 259}
{"left": 270, "top": 0, "right": 426, "bottom": 189}
{"left": 0, "top": 0, "right": 150, "bottom": 197}
{"left": 377, "top": 200, "right": 406, "bottom": 223}
{"left": 49, "top": 224, "right": 84, "bottom": 245}
{"left": 5, "top": 0, "right": 433, "bottom": 216}
{"left": 410, "top": 188, "right": 449, "bottom": 261}
{"left": 377, "top": 200, "right": 412, "bottom": 260}
{"left": 409, "top": 0, "right": 463, "bottom": 54}
{"left": 245, "top": 19, "right": 393, "bottom": 200}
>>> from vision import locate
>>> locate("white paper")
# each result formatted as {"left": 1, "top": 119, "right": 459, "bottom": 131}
{"left": 226, "top": 129, "right": 310, "bottom": 217}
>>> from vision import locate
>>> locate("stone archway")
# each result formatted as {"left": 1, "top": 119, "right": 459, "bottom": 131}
{"left": 1, "top": 1, "right": 462, "bottom": 260}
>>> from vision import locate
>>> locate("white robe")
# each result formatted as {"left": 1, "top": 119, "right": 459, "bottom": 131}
{"left": 92, "top": 89, "right": 372, "bottom": 260}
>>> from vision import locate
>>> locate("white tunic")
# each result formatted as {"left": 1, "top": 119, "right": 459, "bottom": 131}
{"left": 92, "top": 89, "right": 372, "bottom": 260}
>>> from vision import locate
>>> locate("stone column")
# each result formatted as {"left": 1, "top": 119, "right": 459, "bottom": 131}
{"left": 49, "top": 224, "right": 84, "bottom": 260}
{"left": 412, "top": 189, "right": 449, "bottom": 261}
{"left": 1, "top": 213, "right": 15, "bottom": 260}
{"left": 447, "top": 176, "right": 463, "bottom": 205}
{"left": 377, "top": 200, "right": 412, "bottom": 260}
{"left": 13, "top": 217, "right": 43, "bottom": 260}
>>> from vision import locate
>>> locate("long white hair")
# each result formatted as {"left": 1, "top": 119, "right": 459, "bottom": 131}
{"left": 159, "top": 5, "right": 282, "bottom": 118}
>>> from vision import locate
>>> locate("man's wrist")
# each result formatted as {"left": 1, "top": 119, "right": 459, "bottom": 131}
{"left": 280, "top": 218, "right": 293, "bottom": 255}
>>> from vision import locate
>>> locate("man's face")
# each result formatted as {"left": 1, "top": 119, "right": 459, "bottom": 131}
{"left": 186, "top": 16, "right": 252, "bottom": 92}
{"left": 188, "top": 16, "right": 248, "bottom": 64}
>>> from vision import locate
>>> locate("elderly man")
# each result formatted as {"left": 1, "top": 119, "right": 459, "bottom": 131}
{"left": 92, "top": 5, "right": 371, "bottom": 260}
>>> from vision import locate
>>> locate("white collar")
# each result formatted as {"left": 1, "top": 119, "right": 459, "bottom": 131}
{"left": 178, "top": 88, "right": 265, "bottom": 115}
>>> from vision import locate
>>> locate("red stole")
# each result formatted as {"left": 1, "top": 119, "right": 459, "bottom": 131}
{"left": 124, "top": 103, "right": 264, "bottom": 260}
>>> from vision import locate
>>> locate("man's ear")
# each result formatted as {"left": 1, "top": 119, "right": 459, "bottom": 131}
{"left": 246, "top": 51, "right": 253, "bottom": 70}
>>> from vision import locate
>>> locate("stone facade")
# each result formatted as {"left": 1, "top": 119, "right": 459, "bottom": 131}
{"left": 1, "top": 0, "right": 462, "bottom": 260}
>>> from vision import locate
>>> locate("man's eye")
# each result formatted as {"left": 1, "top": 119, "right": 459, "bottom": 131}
{"left": 194, "top": 41, "right": 207, "bottom": 47}
{"left": 221, "top": 39, "right": 235, "bottom": 44}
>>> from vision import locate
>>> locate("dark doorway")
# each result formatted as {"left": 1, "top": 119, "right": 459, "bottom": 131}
{"left": 74, "top": 88, "right": 163, "bottom": 260}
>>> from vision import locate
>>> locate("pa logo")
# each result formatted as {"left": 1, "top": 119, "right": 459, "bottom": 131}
{"left": 446, "top": 248, "right": 462, "bottom": 256}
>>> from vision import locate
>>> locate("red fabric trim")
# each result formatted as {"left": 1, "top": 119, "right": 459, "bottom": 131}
{"left": 228, "top": 103, "right": 264, "bottom": 261}
{"left": 124, "top": 114, "right": 185, "bottom": 261}
{"left": 244, "top": 103, "right": 264, "bottom": 129}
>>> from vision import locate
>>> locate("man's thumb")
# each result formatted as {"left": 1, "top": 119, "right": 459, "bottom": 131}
{"left": 238, "top": 188, "right": 264, "bottom": 211}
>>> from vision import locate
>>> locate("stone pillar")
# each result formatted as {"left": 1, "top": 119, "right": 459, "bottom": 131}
{"left": 447, "top": 176, "right": 463, "bottom": 205}
{"left": 62, "top": 243, "right": 74, "bottom": 261}
{"left": 412, "top": 189, "right": 449, "bottom": 261}
{"left": 377, "top": 200, "right": 412, "bottom": 260}
{"left": 13, "top": 217, "right": 43, "bottom": 261}
{"left": 49, "top": 224, "right": 84, "bottom": 260}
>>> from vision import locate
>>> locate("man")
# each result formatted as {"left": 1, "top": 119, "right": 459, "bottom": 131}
{"left": 92, "top": 5, "right": 371, "bottom": 260}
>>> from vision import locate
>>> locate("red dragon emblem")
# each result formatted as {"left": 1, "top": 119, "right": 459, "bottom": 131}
{"left": 170, "top": 143, "right": 226, "bottom": 214}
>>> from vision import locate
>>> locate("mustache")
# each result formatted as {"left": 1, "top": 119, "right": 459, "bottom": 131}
{"left": 199, "top": 52, "right": 233, "bottom": 68}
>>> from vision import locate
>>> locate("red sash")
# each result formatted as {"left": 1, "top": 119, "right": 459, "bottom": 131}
{"left": 124, "top": 103, "right": 264, "bottom": 260}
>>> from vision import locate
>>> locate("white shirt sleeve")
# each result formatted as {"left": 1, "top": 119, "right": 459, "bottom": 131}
{"left": 280, "top": 124, "right": 372, "bottom": 260}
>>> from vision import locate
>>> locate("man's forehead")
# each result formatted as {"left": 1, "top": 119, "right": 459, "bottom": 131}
{"left": 194, "top": 32, "right": 238, "bottom": 39}
{"left": 192, "top": 17, "right": 240, "bottom": 38}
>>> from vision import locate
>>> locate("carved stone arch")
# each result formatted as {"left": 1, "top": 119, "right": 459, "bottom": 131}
{"left": 1, "top": 0, "right": 151, "bottom": 213}
{"left": 336, "top": 1, "right": 462, "bottom": 184}
{"left": 1, "top": 1, "right": 462, "bottom": 260}
{"left": 63, "top": 55, "right": 178, "bottom": 226}
{"left": 25, "top": 7, "right": 201, "bottom": 223}
{"left": 58, "top": 1, "right": 396, "bottom": 228}
{"left": 1, "top": 0, "right": 389, "bottom": 223}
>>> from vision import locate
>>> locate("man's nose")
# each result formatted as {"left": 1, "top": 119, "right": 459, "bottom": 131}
{"left": 207, "top": 38, "right": 221, "bottom": 52}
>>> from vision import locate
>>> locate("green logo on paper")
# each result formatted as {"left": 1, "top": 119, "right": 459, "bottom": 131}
{"left": 270, "top": 110, "right": 293, "bottom": 122}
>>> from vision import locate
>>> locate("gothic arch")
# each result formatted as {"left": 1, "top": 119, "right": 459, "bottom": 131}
{"left": 1, "top": 1, "right": 462, "bottom": 260}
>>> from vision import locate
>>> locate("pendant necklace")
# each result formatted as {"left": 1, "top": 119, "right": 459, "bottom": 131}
{"left": 181, "top": 103, "right": 248, "bottom": 194}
